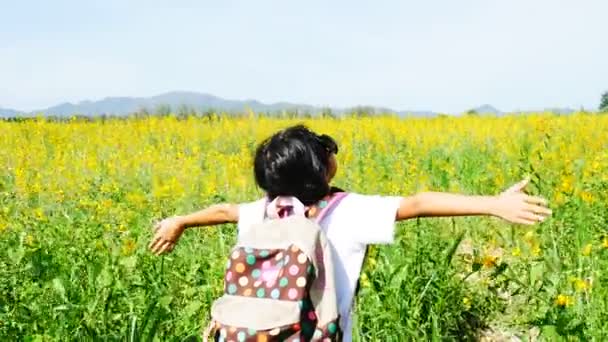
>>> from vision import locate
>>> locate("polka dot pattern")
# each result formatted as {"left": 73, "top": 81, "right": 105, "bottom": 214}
{"left": 297, "top": 253, "right": 308, "bottom": 264}
{"left": 288, "top": 288, "right": 298, "bottom": 300}
{"left": 222, "top": 245, "right": 315, "bottom": 301}
{"left": 215, "top": 194, "right": 341, "bottom": 342}
{"left": 251, "top": 269, "right": 261, "bottom": 279}
{"left": 213, "top": 319, "right": 319, "bottom": 342}
{"left": 289, "top": 265, "right": 300, "bottom": 276}
{"left": 216, "top": 204, "right": 344, "bottom": 340}
{"left": 270, "top": 289, "right": 280, "bottom": 299}
{"left": 214, "top": 292, "right": 341, "bottom": 340}
{"left": 279, "top": 277, "right": 289, "bottom": 287}
{"left": 296, "top": 277, "right": 307, "bottom": 287}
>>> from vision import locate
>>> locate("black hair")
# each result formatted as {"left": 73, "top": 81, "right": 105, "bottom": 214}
{"left": 254, "top": 125, "right": 339, "bottom": 206}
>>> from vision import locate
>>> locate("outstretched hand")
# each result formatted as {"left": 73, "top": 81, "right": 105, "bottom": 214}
{"left": 493, "top": 177, "right": 552, "bottom": 225}
{"left": 149, "top": 216, "right": 185, "bottom": 255}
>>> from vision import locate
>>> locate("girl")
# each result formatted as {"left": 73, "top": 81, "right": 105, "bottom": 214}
{"left": 149, "top": 124, "right": 551, "bottom": 341}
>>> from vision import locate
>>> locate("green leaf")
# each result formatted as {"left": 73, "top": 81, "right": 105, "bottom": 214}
{"left": 8, "top": 247, "right": 24, "bottom": 265}
{"left": 444, "top": 231, "right": 465, "bottom": 266}
{"left": 540, "top": 325, "right": 563, "bottom": 340}
{"left": 184, "top": 300, "right": 202, "bottom": 318}
{"left": 97, "top": 267, "right": 113, "bottom": 288}
{"left": 52, "top": 278, "right": 66, "bottom": 301}
{"left": 530, "top": 262, "right": 544, "bottom": 284}
{"left": 158, "top": 295, "right": 173, "bottom": 308}
{"left": 120, "top": 255, "right": 138, "bottom": 270}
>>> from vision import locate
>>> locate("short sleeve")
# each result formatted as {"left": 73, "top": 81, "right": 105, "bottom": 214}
{"left": 237, "top": 198, "right": 266, "bottom": 237}
{"left": 334, "top": 193, "right": 403, "bottom": 245}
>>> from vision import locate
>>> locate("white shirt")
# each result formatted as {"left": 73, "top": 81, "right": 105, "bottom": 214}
{"left": 238, "top": 193, "right": 402, "bottom": 342}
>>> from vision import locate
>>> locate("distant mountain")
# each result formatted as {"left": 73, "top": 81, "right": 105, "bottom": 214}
{"left": 0, "top": 92, "right": 590, "bottom": 118}
{"left": 0, "top": 107, "right": 20, "bottom": 117}
{"left": 470, "top": 104, "right": 502, "bottom": 115}
{"left": 1, "top": 91, "right": 436, "bottom": 117}
{"left": 35, "top": 91, "right": 318, "bottom": 117}
{"left": 506, "top": 106, "right": 579, "bottom": 115}
{"left": 541, "top": 107, "right": 577, "bottom": 114}
{"left": 398, "top": 110, "right": 439, "bottom": 117}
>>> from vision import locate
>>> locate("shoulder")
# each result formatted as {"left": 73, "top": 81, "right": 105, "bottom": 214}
{"left": 338, "top": 192, "right": 403, "bottom": 212}
{"left": 330, "top": 192, "right": 403, "bottom": 244}
{"left": 237, "top": 198, "right": 266, "bottom": 232}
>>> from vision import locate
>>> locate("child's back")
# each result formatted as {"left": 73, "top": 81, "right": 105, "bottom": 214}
{"left": 238, "top": 192, "right": 402, "bottom": 341}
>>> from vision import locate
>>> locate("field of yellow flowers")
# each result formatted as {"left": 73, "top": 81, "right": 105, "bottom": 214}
{"left": 1, "top": 113, "right": 608, "bottom": 340}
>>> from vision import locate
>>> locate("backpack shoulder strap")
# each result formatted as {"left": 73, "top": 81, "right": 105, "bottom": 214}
{"left": 305, "top": 191, "right": 348, "bottom": 225}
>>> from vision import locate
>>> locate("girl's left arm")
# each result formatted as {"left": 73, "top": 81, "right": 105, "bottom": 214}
{"left": 396, "top": 178, "right": 552, "bottom": 225}
{"left": 149, "top": 203, "right": 239, "bottom": 255}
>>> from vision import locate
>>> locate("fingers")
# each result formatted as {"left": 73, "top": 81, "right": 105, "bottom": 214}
{"left": 504, "top": 177, "right": 530, "bottom": 194}
{"left": 514, "top": 218, "right": 537, "bottom": 225}
{"left": 513, "top": 177, "right": 531, "bottom": 192}
{"left": 526, "top": 204, "right": 552, "bottom": 216}
{"left": 524, "top": 195, "right": 548, "bottom": 207}
{"left": 519, "top": 212, "right": 546, "bottom": 223}
{"left": 149, "top": 235, "right": 163, "bottom": 250}
{"left": 150, "top": 238, "right": 175, "bottom": 255}
{"left": 154, "top": 241, "right": 174, "bottom": 255}
{"left": 149, "top": 219, "right": 182, "bottom": 255}
{"left": 149, "top": 229, "right": 175, "bottom": 254}
{"left": 148, "top": 222, "right": 163, "bottom": 249}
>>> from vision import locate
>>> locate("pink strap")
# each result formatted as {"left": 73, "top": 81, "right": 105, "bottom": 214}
{"left": 263, "top": 192, "right": 348, "bottom": 223}
{"left": 265, "top": 196, "right": 306, "bottom": 220}
{"left": 314, "top": 192, "right": 348, "bottom": 223}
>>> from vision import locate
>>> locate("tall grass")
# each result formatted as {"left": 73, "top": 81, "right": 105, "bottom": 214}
{"left": 1, "top": 113, "right": 607, "bottom": 340}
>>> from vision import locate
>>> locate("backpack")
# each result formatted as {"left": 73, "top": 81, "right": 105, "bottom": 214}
{"left": 203, "top": 192, "right": 348, "bottom": 342}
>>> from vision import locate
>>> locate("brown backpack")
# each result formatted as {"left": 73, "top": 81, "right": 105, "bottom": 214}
{"left": 203, "top": 192, "right": 348, "bottom": 342}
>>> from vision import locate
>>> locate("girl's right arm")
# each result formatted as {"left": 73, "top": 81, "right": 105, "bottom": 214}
{"left": 395, "top": 178, "right": 552, "bottom": 224}
{"left": 148, "top": 203, "right": 239, "bottom": 255}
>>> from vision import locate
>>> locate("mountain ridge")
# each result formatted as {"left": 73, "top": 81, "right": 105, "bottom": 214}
{"left": 0, "top": 91, "right": 584, "bottom": 118}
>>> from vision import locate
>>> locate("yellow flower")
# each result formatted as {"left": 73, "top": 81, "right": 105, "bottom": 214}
{"left": 511, "top": 247, "right": 521, "bottom": 257}
{"left": 482, "top": 255, "right": 498, "bottom": 268}
{"left": 524, "top": 231, "right": 535, "bottom": 243}
{"left": 34, "top": 208, "right": 45, "bottom": 221}
{"left": 559, "top": 175, "right": 574, "bottom": 194}
{"left": 555, "top": 294, "right": 574, "bottom": 307}
{"left": 25, "top": 234, "right": 35, "bottom": 247}
{"left": 581, "top": 243, "right": 593, "bottom": 256}
{"left": 360, "top": 273, "right": 371, "bottom": 289}
{"left": 121, "top": 239, "right": 137, "bottom": 256}
{"left": 95, "top": 241, "right": 105, "bottom": 251}
{"left": 531, "top": 243, "right": 542, "bottom": 257}
{"left": 602, "top": 238, "right": 608, "bottom": 249}
{"left": 574, "top": 278, "right": 590, "bottom": 292}
{"left": 579, "top": 191, "right": 594, "bottom": 203}
{"left": 554, "top": 192, "right": 566, "bottom": 206}
{"left": 462, "top": 297, "right": 471, "bottom": 310}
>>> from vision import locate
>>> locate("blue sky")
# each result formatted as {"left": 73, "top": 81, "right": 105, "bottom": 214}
{"left": 1, "top": 0, "right": 607, "bottom": 113}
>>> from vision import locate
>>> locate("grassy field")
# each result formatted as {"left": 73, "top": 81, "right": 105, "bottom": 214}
{"left": 1, "top": 113, "right": 607, "bottom": 341}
